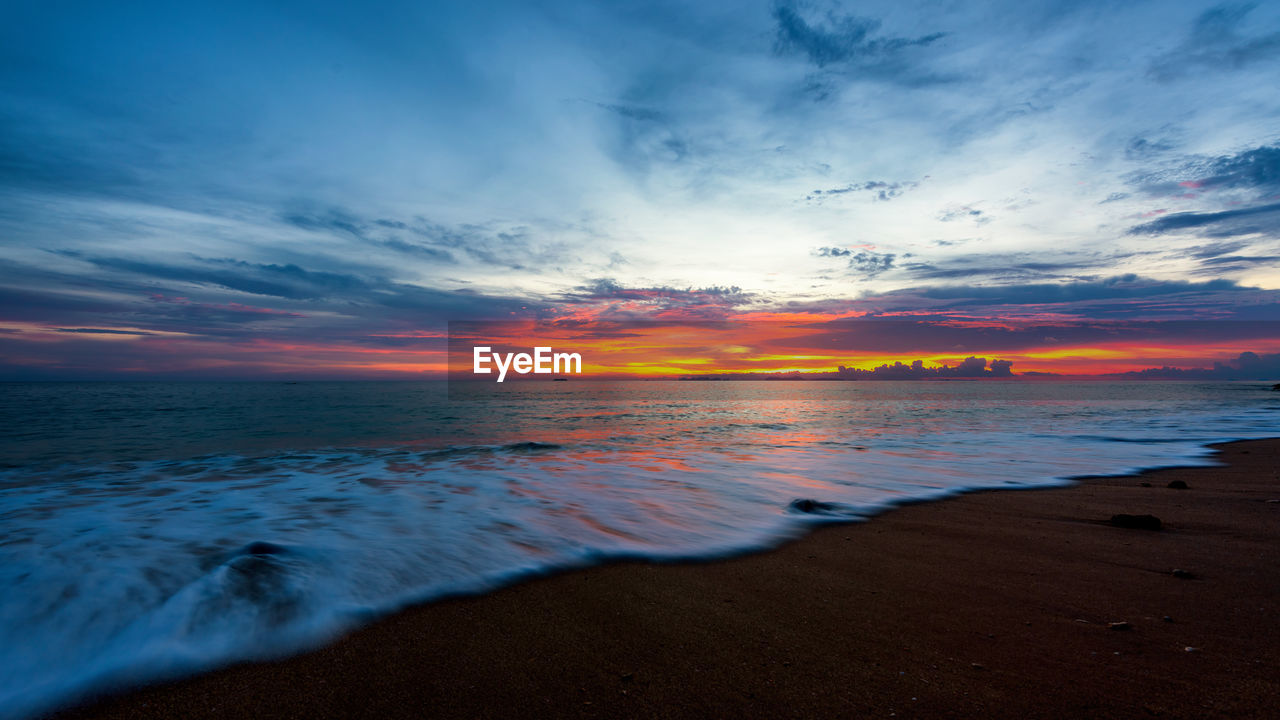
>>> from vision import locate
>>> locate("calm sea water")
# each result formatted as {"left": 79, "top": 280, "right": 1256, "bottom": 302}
{"left": 2, "top": 380, "right": 1278, "bottom": 717}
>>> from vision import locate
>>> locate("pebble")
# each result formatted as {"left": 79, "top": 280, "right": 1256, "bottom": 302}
{"left": 1108, "top": 622, "right": 1133, "bottom": 631}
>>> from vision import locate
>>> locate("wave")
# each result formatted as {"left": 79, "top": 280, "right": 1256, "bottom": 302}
{"left": 2, "top": 392, "right": 1278, "bottom": 718}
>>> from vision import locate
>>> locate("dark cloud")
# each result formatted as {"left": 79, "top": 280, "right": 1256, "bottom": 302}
{"left": 24, "top": 252, "right": 541, "bottom": 336}
{"left": 688, "top": 356, "right": 1014, "bottom": 381}
{"left": 796, "top": 273, "right": 1279, "bottom": 321}
{"left": 1178, "top": 240, "right": 1280, "bottom": 274}
{"left": 829, "top": 356, "right": 1013, "bottom": 379}
{"left": 897, "top": 251, "right": 1124, "bottom": 284}
{"left": 1194, "top": 145, "right": 1280, "bottom": 191}
{"left": 0, "top": 284, "right": 137, "bottom": 323}
{"left": 559, "top": 278, "right": 754, "bottom": 321}
{"left": 805, "top": 180, "right": 918, "bottom": 203}
{"left": 908, "top": 274, "right": 1246, "bottom": 305}
{"left": 587, "top": 98, "right": 691, "bottom": 169}
{"left": 1183, "top": 240, "right": 1250, "bottom": 258}
{"left": 283, "top": 208, "right": 573, "bottom": 269}
{"left": 814, "top": 247, "right": 896, "bottom": 278}
{"left": 1129, "top": 144, "right": 1280, "bottom": 200}
{"left": 848, "top": 251, "right": 895, "bottom": 278}
{"left": 771, "top": 3, "right": 945, "bottom": 69}
{"left": 1192, "top": 254, "right": 1280, "bottom": 275}
{"left": 66, "top": 253, "right": 366, "bottom": 300}
{"left": 145, "top": 294, "right": 307, "bottom": 322}
{"left": 374, "top": 237, "right": 457, "bottom": 262}
{"left": 1126, "top": 201, "right": 1280, "bottom": 237}
{"left": 1125, "top": 135, "right": 1178, "bottom": 160}
{"left": 1149, "top": 3, "right": 1280, "bottom": 81}
{"left": 54, "top": 327, "right": 154, "bottom": 335}
{"left": 1113, "top": 351, "right": 1280, "bottom": 380}
{"left": 763, "top": 318, "right": 1280, "bottom": 356}
{"left": 770, "top": 1, "right": 949, "bottom": 94}
{"left": 903, "top": 260, "right": 1090, "bottom": 282}
{"left": 283, "top": 209, "right": 367, "bottom": 239}
{"left": 569, "top": 278, "right": 751, "bottom": 304}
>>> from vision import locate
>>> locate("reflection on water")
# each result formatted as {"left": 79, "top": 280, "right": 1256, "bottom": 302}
{"left": 1, "top": 380, "right": 1278, "bottom": 719}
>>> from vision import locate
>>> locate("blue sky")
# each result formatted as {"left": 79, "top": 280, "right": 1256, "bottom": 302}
{"left": 1, "top": 1, "right": 1279, "bottom": 376}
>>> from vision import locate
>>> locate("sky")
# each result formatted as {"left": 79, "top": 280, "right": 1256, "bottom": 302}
{"left": 1, "top": 0, "right": 1279, "bottom": 379}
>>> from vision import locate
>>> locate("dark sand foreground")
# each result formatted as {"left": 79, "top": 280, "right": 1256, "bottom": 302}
{"left": 60, "top": 439, "right": 1280, "bottom": 719}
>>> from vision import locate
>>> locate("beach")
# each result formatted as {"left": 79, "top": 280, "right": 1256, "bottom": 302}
{"left": 8, "top": 1, "right": 1280, "bottom": 717}
{"left": 55, "top": 437, "right": 1280, "bottom": 719}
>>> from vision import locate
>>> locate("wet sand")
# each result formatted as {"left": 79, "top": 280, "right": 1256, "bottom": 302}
{"left": 57, "top": 438, "right": 1280, "bottom": 719}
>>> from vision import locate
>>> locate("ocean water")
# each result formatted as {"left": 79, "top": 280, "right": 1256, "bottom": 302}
{"left": 2, "top": 380, "right": 1278, "bottom": 718}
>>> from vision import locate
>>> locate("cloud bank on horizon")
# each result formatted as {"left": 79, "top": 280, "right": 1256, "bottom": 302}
{"left": 1, "top": 0, "right": 1279, "bottom": 378}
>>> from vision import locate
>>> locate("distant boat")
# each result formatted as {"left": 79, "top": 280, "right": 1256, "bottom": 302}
{"left": 552, "top": 378, "right": 569, "bottom": 382}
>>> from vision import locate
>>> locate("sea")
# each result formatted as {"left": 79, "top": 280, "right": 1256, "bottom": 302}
{"left": 1, "top": 380, "right": 1278, "bottom": 718}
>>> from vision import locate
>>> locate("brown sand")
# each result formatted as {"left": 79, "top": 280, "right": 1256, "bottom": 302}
{"left": 57, "top": 439, "right": 1280, "bottom": 719}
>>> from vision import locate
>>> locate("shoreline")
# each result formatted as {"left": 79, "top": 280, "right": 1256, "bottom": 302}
{"left": 56, "top": 438, "right": 1280, "bottom": 719}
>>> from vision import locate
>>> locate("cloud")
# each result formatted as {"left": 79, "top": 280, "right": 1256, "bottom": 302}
{"left": 1193, "top": 144, "right": 1280, "bottom": 192}
{"left": 569, "top": 278, "right": 751, "bottom": 303}
{"left": 1126, "top": 201, "right": 1280, "bottom": 237}
{"left": 54, "top": 327, "right": 155, "bottom": 335}
{"left": 1184, "top": 240, "right": 1250, "bottom": 258}
{"left": 771, "top": 2, "right": 945, "bottom": 69}
{"left": 553, "top": 278, "right": 756, "bottom": 322}
{"left": 1125, "top": 134, "right": 1178, "bottom": 160}
{"left": 763, "top": 318, "right": 1280, "bottom": 357}
{"left": 1128, "top": 144, "right": 1280, "bottom": 200}
{"left": 758, "top": 273, "right": 1274, "bottom": 323}
{"left": 832, "top": 274, "right": 1278, "bottom": 321}
{"left": 769, "top": 1, "right": 949, "bottom": 94}
{"left": 848, "top": 250, "right": 896, "bottom": 278}
{"left": 899, "top": 252, "right": 1117, "bottom": 283}
{"left": 701, "top": 356, "right": 1015, "bottom": 380}
{"left": 908, "top": 274, "right": 1245, "bottom": 304}
{"left": 1114, "top": 351, "right": 1280, "bottom": 379}
{"left": 147, "top": 293, "right": 306, "bottom": 321}
{"left": 1149, "top": 3, "right": 1280, "bottom": 81}
{"left": 804, "top": 180, "right": 918, "bottom": 203}
{"left": 284, "top": 208, "right": 576, "bottom": 269}
{"left": 1193, "top": 254, "right": 1280, "bottom": 274}
{"left": 815, "top": 247, "right": 896, "bottom": 278}
{"left": 832, "top": 356, "right": 1013, "bottom": 379}
{"left": 589, "top": 99, "right": 691, "bottom": 169}
{"left": 35, "top": 251, "right": 540, "bottom": 329}
{"left": 1179, "top": 241, "right": 1280, "bottom": 275}
{"left": 67, "top": 254, "right": 368, "bottom": 300}
{"left": 937, "top": 205, "right": 989, "bottom": 224}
